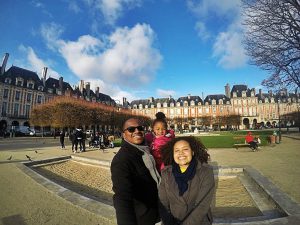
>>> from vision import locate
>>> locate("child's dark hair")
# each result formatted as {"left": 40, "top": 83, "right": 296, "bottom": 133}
{"left": 152, "top": 112, "right": 167, "bottom": 128}
{"left": 161, "top": 136, "right": 209, "bottom": 165}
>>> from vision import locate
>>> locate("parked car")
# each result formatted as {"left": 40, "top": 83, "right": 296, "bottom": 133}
{"left": 29, "top": 129, "right": 52, "bottom": 137}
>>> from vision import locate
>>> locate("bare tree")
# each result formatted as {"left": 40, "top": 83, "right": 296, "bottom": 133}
{"left": 242, "top": 0, "right": 300, "bottom": 90}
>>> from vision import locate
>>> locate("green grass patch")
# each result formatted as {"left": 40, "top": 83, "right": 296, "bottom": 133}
{"left": 113, "top": 130, "right": 273, "bottom": 149}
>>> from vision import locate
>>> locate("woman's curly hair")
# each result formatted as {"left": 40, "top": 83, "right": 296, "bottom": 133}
{"left": 161, "top": 136, "right": 210, "bottom": 166}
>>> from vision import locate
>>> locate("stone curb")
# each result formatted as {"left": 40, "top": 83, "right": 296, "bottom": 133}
{"left": 17, "top": 156, "right": 117, "bottom": 224}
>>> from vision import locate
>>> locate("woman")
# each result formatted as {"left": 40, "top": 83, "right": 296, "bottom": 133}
{"left": 158, "top": 136, "right": 215, "bottom": 225}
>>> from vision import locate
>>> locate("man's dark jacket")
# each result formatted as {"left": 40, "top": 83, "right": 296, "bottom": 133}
{"left": 111, "top": 140, "right": 159, "bottom": 225}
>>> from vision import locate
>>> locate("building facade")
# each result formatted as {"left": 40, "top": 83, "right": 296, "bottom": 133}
{"left": 128, "top": 84, "right": 300, "bottom": 130}
{"left": 0, "top": 53, "right": 116, "bottom": 133}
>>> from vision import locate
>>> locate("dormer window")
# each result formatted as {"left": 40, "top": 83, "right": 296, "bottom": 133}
{"left": 177, "top": 102, "right": 180, "bottom": 107}
{"left": 170, "top": 102, "right": 174, "bottom": 107}
{"left": 157, "top": 103, "right": 161, "bottom": 108}
{"left": 219, "top": 99, "right": 223, "bottom": 104}
{"left": 242, "top": 91, "right": 246, "bottom": 97}
{"left": 163, "top": 102, "right": 168, "bottom": 107}
{"left": 139, "top": 104, "right": 143, "bottom": 109}
{"left": 27, "top": 82, "right": 34, "bottom": 89}
{"left": 233, "top": 92, "right": 237, "bottom": 97}
{"left": 184, "top": 101, "right": 188, "bottom": 107}
{"left": 212, "top": 99, "right": 216, "bottom": 105}
{"left": 190, "top": 101, "right": 195, "bottom": 106}
{"left": 38, "top": 86, "right": 44, "bottom": 91}
{"left": 133, "top": 104, "right": 137, "bottom": 109}
{"left": 5, "top": 78, "right": 11, "bottom": 84}
{"left": 198, "top": 102, "right": 202, "bottom": 106}
{"left": 16, "top": 77, "right": 24, "bottom": 86}
{"left": 48, "top": 88, "right": 53, "bottom": 94}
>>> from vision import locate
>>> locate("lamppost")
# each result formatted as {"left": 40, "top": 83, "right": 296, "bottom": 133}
{"left": 277, "top": 97, "right": 282, "bottom": 143}
{"left": 297, "top": 103, "right": 300, "bottom": 132}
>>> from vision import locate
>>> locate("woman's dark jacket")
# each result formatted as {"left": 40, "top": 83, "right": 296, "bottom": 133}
{"left": 111, "top": 140, "right": 159, "bottom": 225}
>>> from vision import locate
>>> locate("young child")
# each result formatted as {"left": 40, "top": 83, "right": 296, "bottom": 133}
{"left": 145, "top": 112, "right": 175, "bottom": 172}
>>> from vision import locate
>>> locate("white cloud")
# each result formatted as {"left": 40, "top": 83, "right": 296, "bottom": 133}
{"left": 212, "top": 31, "right": 246, "bottom": 69}
{"left": 83, "top": 0, "right": 141, "bottom": 25}
{"left": 40, "top": 23, "right": 64, "bottom": 51}
{"left": 156, "top": 89, "right": 176, "bottom": 98}
{"left": 18, "top": 45, "right": 60, "bottom": 79}
{"left": 186, "top": 0, "right": 247, "bottom": 69}
{"left": 194, "top": 21, "right": 210, "bottom": 41}
{"left": 39, "top": 22, "right": 161, "bottom": 100}
{"left": 84, "top": 79, "right": 139, "bottom": 102}
{"left": 187, "top": 0, "right": 240, "bottom": 17}
{"left": 68, "top": 1, "right": 81, "bottom": 13}
{"left": 41, "top": 23, "right": 162, "bottom": 87}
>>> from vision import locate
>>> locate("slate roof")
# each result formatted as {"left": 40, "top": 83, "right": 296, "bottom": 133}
{"left": 45, "top": 77, "right": 73, "bottom": 91}
{"left": 231, "top": 84, "right": 253, "bottom": 97}
{"left": 1, "top": 66, "right": 43, "bottom": 89}
{"left": 204, "top": 94, "right": 230, "bottom": 105}
{"left": 177, "top": 96, "right": 203, "bottom": 106}
{"left": 131, "top": 97, "right": 178, "bottom": 107}
{"left": 0, "top": 65, "right": 115, "bottom": 106}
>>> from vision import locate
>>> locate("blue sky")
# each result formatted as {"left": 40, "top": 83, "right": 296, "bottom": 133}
{"left": 0, "top": 0, "right": 270, "bottom": 102}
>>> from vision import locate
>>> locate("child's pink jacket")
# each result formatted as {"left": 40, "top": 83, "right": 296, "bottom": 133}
{"left": 145, "top": 131, "right": 174, "bottom": 172}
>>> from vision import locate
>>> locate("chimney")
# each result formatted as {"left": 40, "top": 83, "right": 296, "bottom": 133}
{"left": 259, "top": 89, "right": 262, "bottom": 97}
{"left": 42, "top": 67, "right": 48, "bottom": 86}
{"left": 1, "top": 53, "right": 9, "bottom": 75}
{"left": 79, "top": 80, "right": 84, "bottom": 93}
{"left": 123, "top": 97, "right": 127, "bottom": 107}
{"left": 59, "top": 77, "right": 63, "bottom": 90}
{"left": 168, "top": 95, "right": 171, "bottom": 100}
{"left": 86, "top": 82, "right": 90, "bottom": 97}
{"left": 225, "top": 83, "right": 230, "bottom": 98}
{"left": 268, "top": 90, "right": 273, "bottom": 96}
{"left": 149, "top": 97, "right": 154, "bottom": 103}
{"left": 96, "top": 87, "right": 100, "bottom": 98}
{"left": 188, "top": 94, "right": 191, "bottom": 99}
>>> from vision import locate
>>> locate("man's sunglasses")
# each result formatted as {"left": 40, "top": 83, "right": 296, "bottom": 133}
{"left": 123, "top": 126, "right": 144, "bottom": 133}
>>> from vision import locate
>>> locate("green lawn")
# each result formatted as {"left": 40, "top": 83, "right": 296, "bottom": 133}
{"left": 113, "top": 130, "right": 275, "bottom": 148}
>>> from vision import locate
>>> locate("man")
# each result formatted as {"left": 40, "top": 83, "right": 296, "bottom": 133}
{"left": 111, "top": 118, "right": 161, "bottom": 225}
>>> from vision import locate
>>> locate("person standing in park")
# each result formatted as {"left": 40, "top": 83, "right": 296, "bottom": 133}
{"left": 158, "top": 136, "right": 215, "bottom": 225}
{"left": 59, "top": 130, "right": 65, "bottom": 149}
{"left": 69, "top": 130, "right": 76, "bottom": 153}
{"left": 111, "top": 118, "right": 161, "bottom": 225}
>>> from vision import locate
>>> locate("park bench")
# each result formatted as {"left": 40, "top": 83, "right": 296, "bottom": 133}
{"left": 233, "top": 136, "right": 260, "bottom": 150}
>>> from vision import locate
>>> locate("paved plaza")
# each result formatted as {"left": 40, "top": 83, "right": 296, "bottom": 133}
{"left": 0, "top": 134, "right": 300, "bottom": 225}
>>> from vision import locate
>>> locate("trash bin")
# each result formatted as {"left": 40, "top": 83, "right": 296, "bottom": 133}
{"left": 275, "top": 135, "right": 280, "bottom": 144}
{"left": 269, "top": 135, "right": 276, "bottom": 144}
